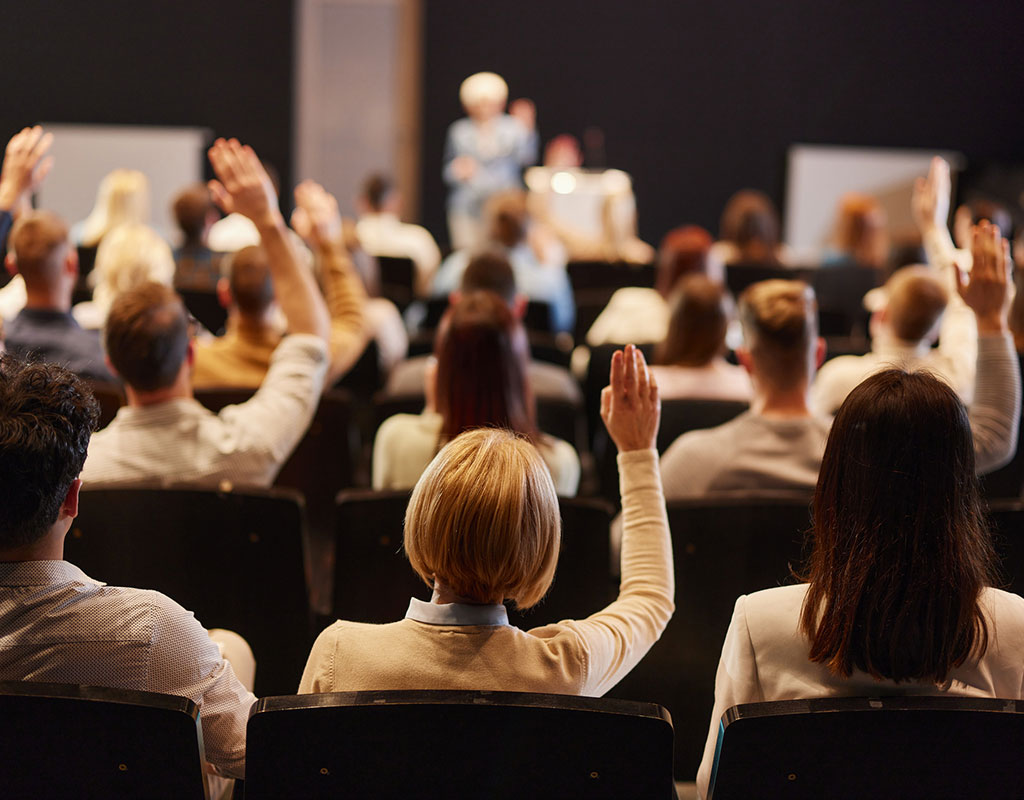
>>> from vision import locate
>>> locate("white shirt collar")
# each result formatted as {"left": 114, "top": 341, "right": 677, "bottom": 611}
{"left": 404, "top": 596, "right": 509, "bottom": 626}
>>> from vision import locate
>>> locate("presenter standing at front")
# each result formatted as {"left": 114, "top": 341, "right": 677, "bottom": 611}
{"left": 443, "top": 72, "right": 538, "bottom": 251}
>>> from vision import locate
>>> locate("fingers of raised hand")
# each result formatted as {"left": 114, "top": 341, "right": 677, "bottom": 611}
{"left": 622, "top": 343, "right": 637, "bottom": 394}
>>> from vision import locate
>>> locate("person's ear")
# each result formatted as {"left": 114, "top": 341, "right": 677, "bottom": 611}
{"left": 216, "top": 277, "right": 232, "bottom": 310}
{"left": 4, "top": 254, "right": 17, "bottom": 276}
{"left": 185, "top": 338, "right": 195, "bottom": 367}
{"left": 512, "top": 293, "right": 528, "bottom": 320}
{"left": 424, "top": 356, "right": 438, "bottom": 412}
{"left": 736, "top": 346, "right": 753, "bottom": 374}
{"left": 448, "top": 290, "right": 461, "bottom": 307}
{"left": 104, "top": 355, "right": 120, "bottom": 379}
{"left": 815, "top": 337, "right": 826, "bottom": 369}
{"left": 60, "top": 479, "right": 82, "bottom": 521}
{"left": 65, "top": 247, "right": 79, "bottom": 279}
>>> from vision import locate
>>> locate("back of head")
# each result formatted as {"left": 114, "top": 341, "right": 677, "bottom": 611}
{"left": 104, "top": 282, "right": 189, "bottom": 392}
{"left": 738, "top": 279, "right": 817, "bottom": 389}
{"left": 802, "top": 369, "right": 994, "bottom": 683}
{"left": 81, "top": 169, "right": 151, "bottom": 247}
{"left": 719, "top": 190, "right": 780, "bottom": 263}
{"left": 485, "top": 190, "right": 528, "bottom": 249}
{"left": 172, "top": 183, "right": 215, "bottom": 242}
{"left": 459, "top": 71, "right": 508, "bottom": 109}
{"left": 833, "top": 192, "right": 888, "bottom": 267}
{"left": 883, "top": 266, "right": 948, "bottom": 342}
{"left": 657, "top": 274, "right": 730, "bottom": 367}
{"left": 404, "top": 428, "right": 560, "bottom": 609}
{"left": 460, "top": 251, "right": 517, "bottom": 306}
{"left": 434, "top": 290, "right": 536, "bottom": 441}
{"left": 361, "top": 173, "right": 394, "bottom": 213}
{"left": 655, "top": 225, "right": 713, "bottom": 297}
{"left": 93, "top": 223, "right": 176, "bottom": 307}
{"left": 0, "top": 356, "right": 98, "bottom": 549}
{"left": 227, "top": 246, "right": 274, "bottom": 316}
{"left": 10, "top": 211, "right": 70, "bottom": 290}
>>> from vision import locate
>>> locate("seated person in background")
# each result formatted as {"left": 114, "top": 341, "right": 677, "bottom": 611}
{"left": 193, "top": 180, "right": 367, "bottom": 390}
{"left": 171, "top": 182, "right": 225, "bottom": 290}
{"left": 711, "top": 189, "right": 790, "bottom": 268}
{"left": 72, "top": 168, "right": 150, "bottom": 250}
{"left": 373, "top": 290, "right": 580, "bottom": 496}
{"left": 660, "top": 279, "right": 829, "bottom": 498}
{"left": 354, "top": 172, "right": 441, "bottom": 296}
{"left": 80, "top": 138, "right": 331, "bottom": 488}
{"left": 4, "top": 211, "right": 115, "bottom": 382}
{"left": 823, "top": 191, "right": 890, "bottom": 270}
{"left": 303, "top": 345, "right": 671, "bottom": 695}
{"left": 385, "top": 251, "right": 582, "bottom": 405}
{"left": 525, "top": 133, "right": 654, "bottom": 264}
{"left": 663, "top": 224, "right": 1019, "bottom": 503}
{"left": 697, "top": 368, "right": 1024, "bottom": 797}
{"left": 587, "top": 225, "right": 714, "bottom": 347}
{"left": 0, "top": 126, "right": 55, "bottom": 321}
{"left": 443, "top": 71, "right": 538, "bottom": 250}
{"left": 432, "top": 189, "right": 574, "bottom": 335}
{"left": 0, "top": 356, "right": 256, "bottom": 787}
{"left": 72, "top": 222, "right": 176, "bottom": 330}
{"left": 811, "top": 264, "right": 976, "bottom": 414}
{"left": 650, "top": 274, "right": 751, "bottom": 402}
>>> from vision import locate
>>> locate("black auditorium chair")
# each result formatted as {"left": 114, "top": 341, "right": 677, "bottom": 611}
{"left": 985, "top": 500, "right": 1024, "bottom": 598}
{"left": 245, "top": 690, "right": 675, "bottom": 800}
{"left": 724, "top": 264, "right": 812, "bottom": 298}
{"left": 334, "top": 490, "right": 614, "bottom": 628}
{"left": 607, "top": 493, "right": 812, "bottom": 779}
{"left": 809, "top": 263, "right": 884, "bottom": 338}
{"left": 0, "top": 681, "right": 207, "bottom": 799}
{"left": 179, "top": 287, "right": 228, "bottom": 335}
{"left": 707, "top": 696, "right": 1024, "bottom": 799}
{"left": 67, "top": 486, "right": 312, "bottom": 696}
{"left": 85, "top": 380, "right": 126, "bottom": 428}
{"left": 376, "top": 255, "right": 416, "bottom": 313}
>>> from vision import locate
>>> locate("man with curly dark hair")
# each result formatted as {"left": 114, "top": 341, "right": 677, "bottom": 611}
{"left": 0, "top": 356, "right": 256, "bottom": 787}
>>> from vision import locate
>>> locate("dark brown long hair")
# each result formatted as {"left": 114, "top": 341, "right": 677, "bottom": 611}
{"left": 655, "top": 274, "right": 730, "bottom": 367}
{"left": 434, "top": 291, "right": 538, "bottom": 443}
{"left": 800, "top": 369, "right": 996, "bottom": 683}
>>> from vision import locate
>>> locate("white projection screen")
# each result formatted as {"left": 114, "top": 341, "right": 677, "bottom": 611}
{"left": 784, "top": 144, "right": 964, "bottom": 261}
{"left": 36, "top": 124, "right": 210, "bottom": 243}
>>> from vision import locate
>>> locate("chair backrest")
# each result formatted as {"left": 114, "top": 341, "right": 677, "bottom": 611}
{"left": 66, "top": 486, "right": 311, "bottom": 696}
{"left": 808, "top": 264, "right": 884, "bottom": 338}
{"left": 708, "top": 696, "right": 1024, "bottom": 799}
{"left": 334, "top": 491, "right": 614, "bottom": 628}
{"left": 245, "top": 689, "right": 675, "bottom": 800}
{"left": 377, "top": 255, "right": 416, "bottom": 312}
{"left": 0, "top": 681, "right": 207, "bottom": 799}
{"left": 985, "top": 500, "right": 1024, "bottom": 597}
{"left": 179, "top": 288, "right": 228, "bottom": 335}
{"left": 608, "top": 494, "right": 812, "bottom": 778}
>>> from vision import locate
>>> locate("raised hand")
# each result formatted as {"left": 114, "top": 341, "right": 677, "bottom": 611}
{"left": 291, "top": 179, "right": 342, "bottom": 247}
{"left": 0, "top": 126, "right": 55, "bottom": 212}
{"left": 509, "top": 98, "right": 536, "bottom": 130}
{"left": 600, "top": 344, "right": 660, "bottom": 452}
{"left": 207, "top": 138, "right": 280, "bottom": 228}
{"left": 911, "top": 156, "right": 951, "bottom": 233}
{"left": 956, "top": 220, "right": 1011, "bottom": 335}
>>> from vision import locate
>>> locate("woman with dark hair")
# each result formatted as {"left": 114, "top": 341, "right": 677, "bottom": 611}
{"left": 696, "top": 221, "right": 1024, "bottom": 797}
{"left": 650, "top": 275, "right": 750, "bottom": 401}
{"left": 373, "top": 290, "right": 580, "bottom": 494}
{"left": 712, "top": 189, "right": 788, "bottom": 267}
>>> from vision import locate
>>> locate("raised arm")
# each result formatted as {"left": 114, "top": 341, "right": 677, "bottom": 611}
{"left": 292, "top": 180, "right": 369, "bottom": 385}
{"left": 546, "top": 344, "right": 673, "bottom": 696}
{"left": 208, "top": 138, "right": 329, "bottom": 341}
{"left": 912, "top": 156, "right": 962, "bottom": 284}
{"left": 956, "top": 221, "right": 1021, "bottom": 473}
{"left": 0, "top": 126, "right": 54, "bottom": 246}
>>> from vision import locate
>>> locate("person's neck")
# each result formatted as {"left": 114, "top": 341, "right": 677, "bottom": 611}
{"left": 23, "top": 287, "right": 71, "bottom": 314}
{"left": 125, "top": 378, "right": 193, "bottom": 408}
{"left": 431, "top": 580, "right": 502, "bottom": 606}
{"left": 231, "top": 310, "right": 276, "bottom": 339}
{"left": 750, "top": 384, "right": 813, "bottom": 418}
{"left": 0, "top": 528, "right": 65, "bottom": 562}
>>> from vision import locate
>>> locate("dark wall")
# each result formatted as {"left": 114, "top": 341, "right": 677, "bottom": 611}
{"left": 0, "top": 0, "right": 293, "bottom": 194}
{"left": 422, "top": 0, "right": 1024, "bottom": 247}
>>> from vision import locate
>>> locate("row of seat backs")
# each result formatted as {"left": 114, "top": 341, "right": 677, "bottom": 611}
{"left": 0, "top": 681, "right": 675, "bottom": 799}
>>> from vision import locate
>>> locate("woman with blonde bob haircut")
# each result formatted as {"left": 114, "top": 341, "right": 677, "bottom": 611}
{"left": 301, "top": 344, "right": 674, "bottom": 697}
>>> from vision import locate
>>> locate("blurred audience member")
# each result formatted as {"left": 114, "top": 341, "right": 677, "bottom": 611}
{"left": 4, "top": 211, "right": 114, "bottom": 381}
{"left": 812, "top": 265, "right": 976, "bottom": 414}
{"left": 355, "top": 172, "right": 441, "bottom": 296}
{"left": 432, "top": 190, "right": 573, "bottom": 334}
{"left": 444, "top": 72, "right": 538, "bottom": 249}
{"left": 81, "top": 138, "right": 331, "bottom": 488}
{"left": 172, "top": 182, "right": 224, "bottom": 290}
{"left": 194, "top": 180, "right": 367, "bottom": 389}
{"left": 373, "top": 290, "right": 580, "bottom": 496}
{"left": 72, "top": 223, "right": 175, "bottom": 330}
{"left": 650, "top": 275, "right": 750, "bottom": 402}
{"left": 587, "top": 225, "right": 713, "bottom": 346}
{"left": 712, "top": 189, "right": 788, "bottom": 267}
{"left": 824, "top": 192, "right": 890, "bottom": 269}
{"left": 387, "top": 252, "right": 581, "bottom": 404}
{"left": 73, "top": 168, "right": 150, "bottom": 249}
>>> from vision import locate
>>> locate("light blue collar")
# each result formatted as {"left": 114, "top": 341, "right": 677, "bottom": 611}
{"left": 405, "top": 597, "right": 509, "bottom": 626}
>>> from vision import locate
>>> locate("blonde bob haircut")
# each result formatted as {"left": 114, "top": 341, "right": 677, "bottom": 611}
{"left": 404, "top": 428, "right": 560, "bottom": 610}
{"left": 459, "top": 72, "right": 508, "bottom": 108}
